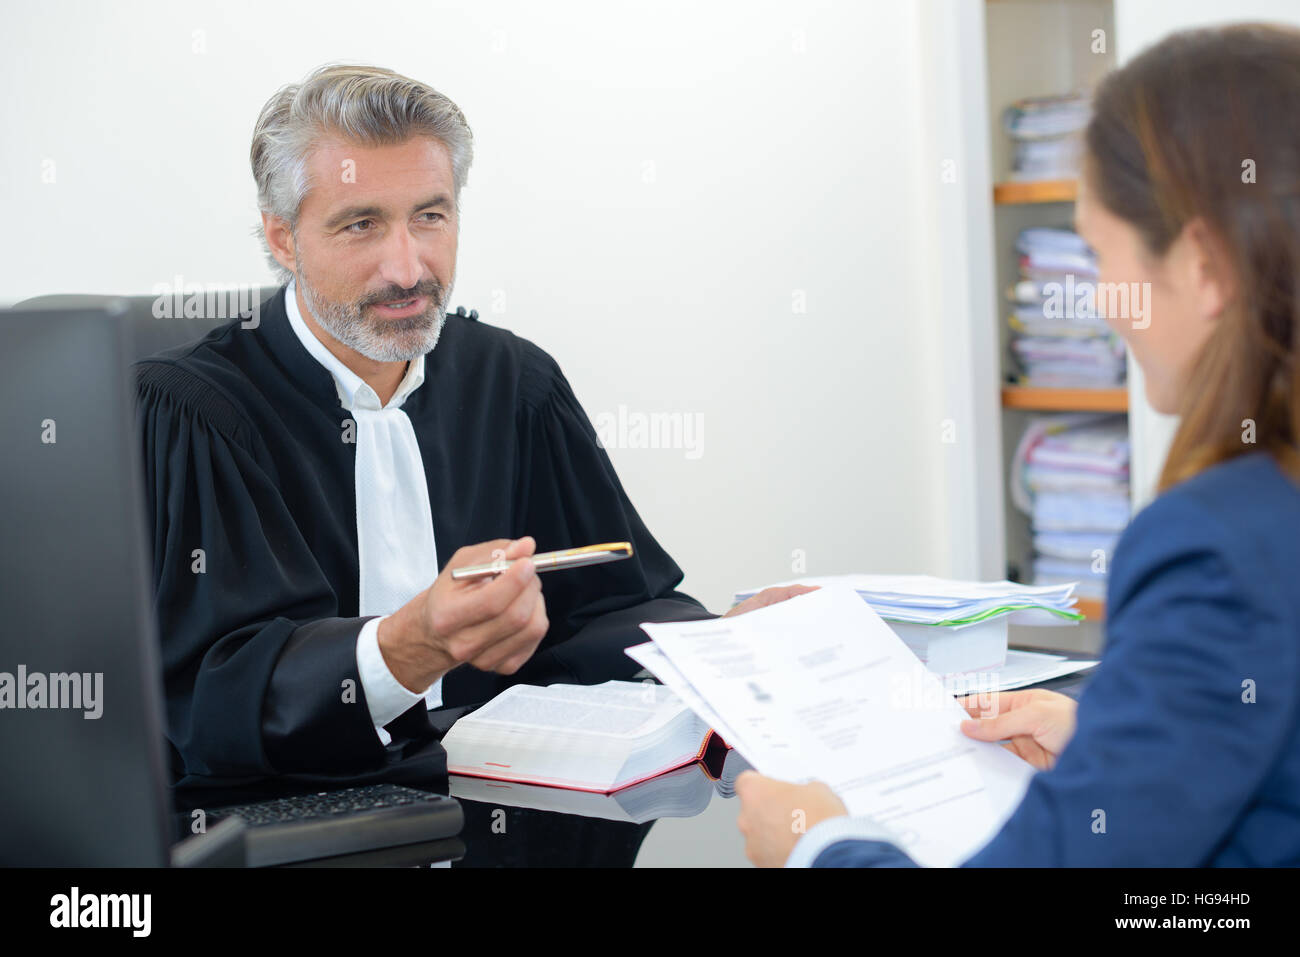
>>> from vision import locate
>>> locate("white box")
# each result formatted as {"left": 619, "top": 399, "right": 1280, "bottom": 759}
{"left": 887, "top": 616, "right": 1009, "bottom": 677}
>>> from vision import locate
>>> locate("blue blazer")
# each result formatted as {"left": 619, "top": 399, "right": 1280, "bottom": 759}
{"left": 812, "top": 452, "right": 1300, "bottom": 867}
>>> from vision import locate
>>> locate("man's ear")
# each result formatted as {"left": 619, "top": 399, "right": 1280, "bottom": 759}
{"left": 261, "top": 212, "right": 297, "bottom": 277}
{"left": 1178, "top": 216, "right": 1239, "bottom": 323}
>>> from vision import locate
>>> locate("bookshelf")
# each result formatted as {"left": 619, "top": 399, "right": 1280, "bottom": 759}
{"left": 983, "top": 0, "right": 1119, "bottom": 653}
{"left": 992, "top": 179, "right": 1078, "bottom": 204}
{"left": 1000, "top": 385, "right": 1128, "bottom": 412}
{"left": 1075, "top": 597, "right": 1105, "bottom": 622}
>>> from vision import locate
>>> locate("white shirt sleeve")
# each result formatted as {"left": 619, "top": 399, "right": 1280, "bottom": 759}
{"left": 355, "top": 615, "right": 443, "bottom": 746}
{"left": 784, "top": 815, "right": 910, "bottom": 868}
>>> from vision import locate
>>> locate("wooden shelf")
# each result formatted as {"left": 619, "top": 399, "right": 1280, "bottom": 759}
{"left": 1001, "top": 386, "right": 1128, "bottom": 413}
{"left": 993, "top": 179, "right": 1077, "bottom": 205}
{"left": 1075, "top": 597, "right": 1105, "bottom": 621}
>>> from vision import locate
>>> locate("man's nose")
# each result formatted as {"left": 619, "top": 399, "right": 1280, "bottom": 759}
{"left": 377, "top": 226, "right": 425, "bottom": 292}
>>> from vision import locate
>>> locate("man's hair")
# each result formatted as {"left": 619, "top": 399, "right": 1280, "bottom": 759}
{"left": 250, "top": 63, "right": 474, "bottom": 282}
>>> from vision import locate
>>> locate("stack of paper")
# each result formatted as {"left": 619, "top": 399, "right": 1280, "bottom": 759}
{"left": 1011, "top": 414, "right": 1131, "bottom": 600}
{"left": 630, "top": 586, "right": 1039, "bottom": 868}
{"left": 1007, "top": 228, "right": 1126, "bottom": 388}
{"left": 734, "top": 574, "right": 1081, "bottom": 626}
{"left": 733, "top": 574, "right": 1081, "bottom": 674}
{"left": 945, "top": 649, "right": 1098, "bottom": 698}
{"left": 1002, "top": 92, "right": 1090, "bottom": 180}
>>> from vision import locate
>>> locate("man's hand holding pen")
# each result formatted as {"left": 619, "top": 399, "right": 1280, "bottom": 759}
{"left": 378, "top": 536, "right": 549, "bottom": 692}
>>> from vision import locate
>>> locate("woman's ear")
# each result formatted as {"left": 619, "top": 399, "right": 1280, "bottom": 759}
{"left": 1176, "top": 216, "right": 1239, "bottom": 323}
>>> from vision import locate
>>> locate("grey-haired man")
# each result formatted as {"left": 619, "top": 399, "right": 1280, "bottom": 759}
{"left": 136, "top": 64, "right": 796, "bottom": 787}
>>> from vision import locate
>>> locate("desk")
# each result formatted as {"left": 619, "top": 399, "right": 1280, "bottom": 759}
{"left": 635, "top": 645, "right": 1096, "bottom": 867}
{"left": 458, "top": 648, "right": 1094, "bottom": 867}
{"left": 182, "top": 649, "right": 1096, "bottom": 868}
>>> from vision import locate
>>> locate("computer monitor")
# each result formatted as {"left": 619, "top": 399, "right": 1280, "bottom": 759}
{"left": 0, "top": 308, "right": 173, "bottom": 865}
{"left": 0, "top": 307, "right": 455, "bottom": 869}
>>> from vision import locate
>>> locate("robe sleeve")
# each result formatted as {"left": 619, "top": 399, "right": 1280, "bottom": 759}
{"left": 136, "top": 361, "right": 388, "bottom": 783}
{"left": 507, "top": 346, "right": 713, "bottom": 688}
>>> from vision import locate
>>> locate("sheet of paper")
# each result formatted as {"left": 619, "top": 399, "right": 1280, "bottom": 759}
{"left": 639, "top": 618, "right": 811, "bottom": 782}
{"left": 640, "top": 586, "right": 1037, "bottom": 867}
{"left": 625, "top": 641, "right": 758, "bottom": 764}
{"left": 946, "top": 650, "right": 1099, "bottom": 694}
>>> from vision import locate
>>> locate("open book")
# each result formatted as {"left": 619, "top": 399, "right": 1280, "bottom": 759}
{"left": 449, "top": 749, "right": 752, "bottom": 824}
{"left": 441, "top": 680, "right": 718, "bottom": 793}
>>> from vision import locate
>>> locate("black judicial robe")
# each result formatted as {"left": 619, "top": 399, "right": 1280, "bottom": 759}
{"left": 134, "top": 286, "right": 710, "bottom": 788}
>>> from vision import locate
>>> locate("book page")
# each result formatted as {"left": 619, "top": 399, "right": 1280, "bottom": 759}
{"left": 625, "top": 642, "right": 754, "bottom": 760}
{"left": 463, "top": 681, "right": 683, "bottom": 739}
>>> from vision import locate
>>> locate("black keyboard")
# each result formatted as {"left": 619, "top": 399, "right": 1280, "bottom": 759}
{"left": 209, "top": 784, "right": 463, "bottom": 866}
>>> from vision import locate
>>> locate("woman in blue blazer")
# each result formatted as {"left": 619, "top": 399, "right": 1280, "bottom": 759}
{"left": 735, "top": 22, "right": 1300, "bottom": 867}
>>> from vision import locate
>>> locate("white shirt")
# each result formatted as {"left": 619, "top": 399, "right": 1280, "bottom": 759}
{"left": 284, "top": 281, "right": 444, "bottom": 746}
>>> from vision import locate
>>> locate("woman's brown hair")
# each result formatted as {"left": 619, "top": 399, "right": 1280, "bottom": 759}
{"left": 1085, "top": 23, "right": 1300, "bottom": 490}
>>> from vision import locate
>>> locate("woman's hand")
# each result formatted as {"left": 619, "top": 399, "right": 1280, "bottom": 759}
{"left": 735, "top": 771, "right": 848, "bottom": 867}
{"left": 957, "top": 688, "right": 1078, "bottom": 771}
{"left": 723, "top": 584, "right": 819, "bottom": 618}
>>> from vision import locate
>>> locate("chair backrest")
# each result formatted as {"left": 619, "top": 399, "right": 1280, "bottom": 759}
{"left": 13, "top": 288, "right": 281, "bottom": 362}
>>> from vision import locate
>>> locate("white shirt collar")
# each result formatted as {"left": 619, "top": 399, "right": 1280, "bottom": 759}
{"left": 284, "top": 279, "right": 426, "bottom": 411}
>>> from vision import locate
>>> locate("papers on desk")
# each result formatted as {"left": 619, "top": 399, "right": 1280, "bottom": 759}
{"left": 946, "top": 649, "right": 1098, "bottom": 695}
{"left": 732, "top": 574, "right": 1082, "bottom": 627}
{"left": 733, "top": 573, "right": 1082, "bottom": 675}
{"left": 632, "top": 586, "right": 1038, "bottom": 868}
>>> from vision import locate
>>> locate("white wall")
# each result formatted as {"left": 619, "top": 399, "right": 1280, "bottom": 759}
{"left": 2, "top": 0, "right": 981, "bottom": 612}
{"left": 1116, "top": 0, "right": 1300, "bottom": 505}
{"left": 913, "top": 0, "right": 1004, "bottom": 581}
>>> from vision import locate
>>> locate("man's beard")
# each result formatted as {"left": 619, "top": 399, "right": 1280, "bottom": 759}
{"left": 295, "top": 253, "right": 450, "bottom": 363}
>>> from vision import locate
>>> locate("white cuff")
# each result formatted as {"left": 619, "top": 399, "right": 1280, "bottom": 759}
{"left": 356, "top": 616, "right": 443, "bottom": 745}
{"left": 785, "top": 815, "right": 906, "bottom": 868}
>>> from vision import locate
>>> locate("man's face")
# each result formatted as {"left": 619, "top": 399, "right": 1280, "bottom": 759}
{"left": 288, "top": 135, "right": 459, "bottom": 362}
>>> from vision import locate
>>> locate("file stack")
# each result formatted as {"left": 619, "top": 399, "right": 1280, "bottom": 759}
{"left": 732, "top": 574, "right": 1081, "bottom": 675}
{"left": 1008, "top": 227, "right": 1126, "bottom": 387}
{"left": 1002, "top": 92, "right": 1090, "bottom": 180}
{"left": 1011, "top": 414, "right": 1131, "bottom": 601}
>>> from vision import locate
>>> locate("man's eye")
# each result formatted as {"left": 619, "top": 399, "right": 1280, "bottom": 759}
{"left": 345, "top": 219, "right": 374, "bottom": 233}
{"left": 420, "top": 212, "right": 445, "bottom": 223}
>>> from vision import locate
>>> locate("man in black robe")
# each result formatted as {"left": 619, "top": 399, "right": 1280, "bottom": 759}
{"left": 136, "top": 64, "right": 794, "bottom": 789}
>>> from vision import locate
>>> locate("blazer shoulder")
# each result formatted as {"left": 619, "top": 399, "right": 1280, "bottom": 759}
{"left": 1126, "top": 454, "right": 1300, "bottom": 551}
{"left": 1111, "top": 453, "right": 1300, "bottom": 621}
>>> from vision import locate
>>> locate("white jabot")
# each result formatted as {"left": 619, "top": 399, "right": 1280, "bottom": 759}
{"left": 284, "top": 281, "right": 443, "bottom": 746}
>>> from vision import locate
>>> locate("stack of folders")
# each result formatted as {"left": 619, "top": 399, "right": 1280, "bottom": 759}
{"left": 1008, "top": 227, "right": 1126, "bottom": 388}
{"left": 1001, "top": 92, "right": 1091, "bottom": 180}
{"left": 732, "top": 574, "right": 1082, "bottom": 676}
{"left": 1011, "top": 413, "right": 1132, "bottom": 601}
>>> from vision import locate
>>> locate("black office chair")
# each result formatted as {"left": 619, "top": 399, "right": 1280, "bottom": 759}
{"left": 12, "top": 287, "right": 282, "bottom": 362}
